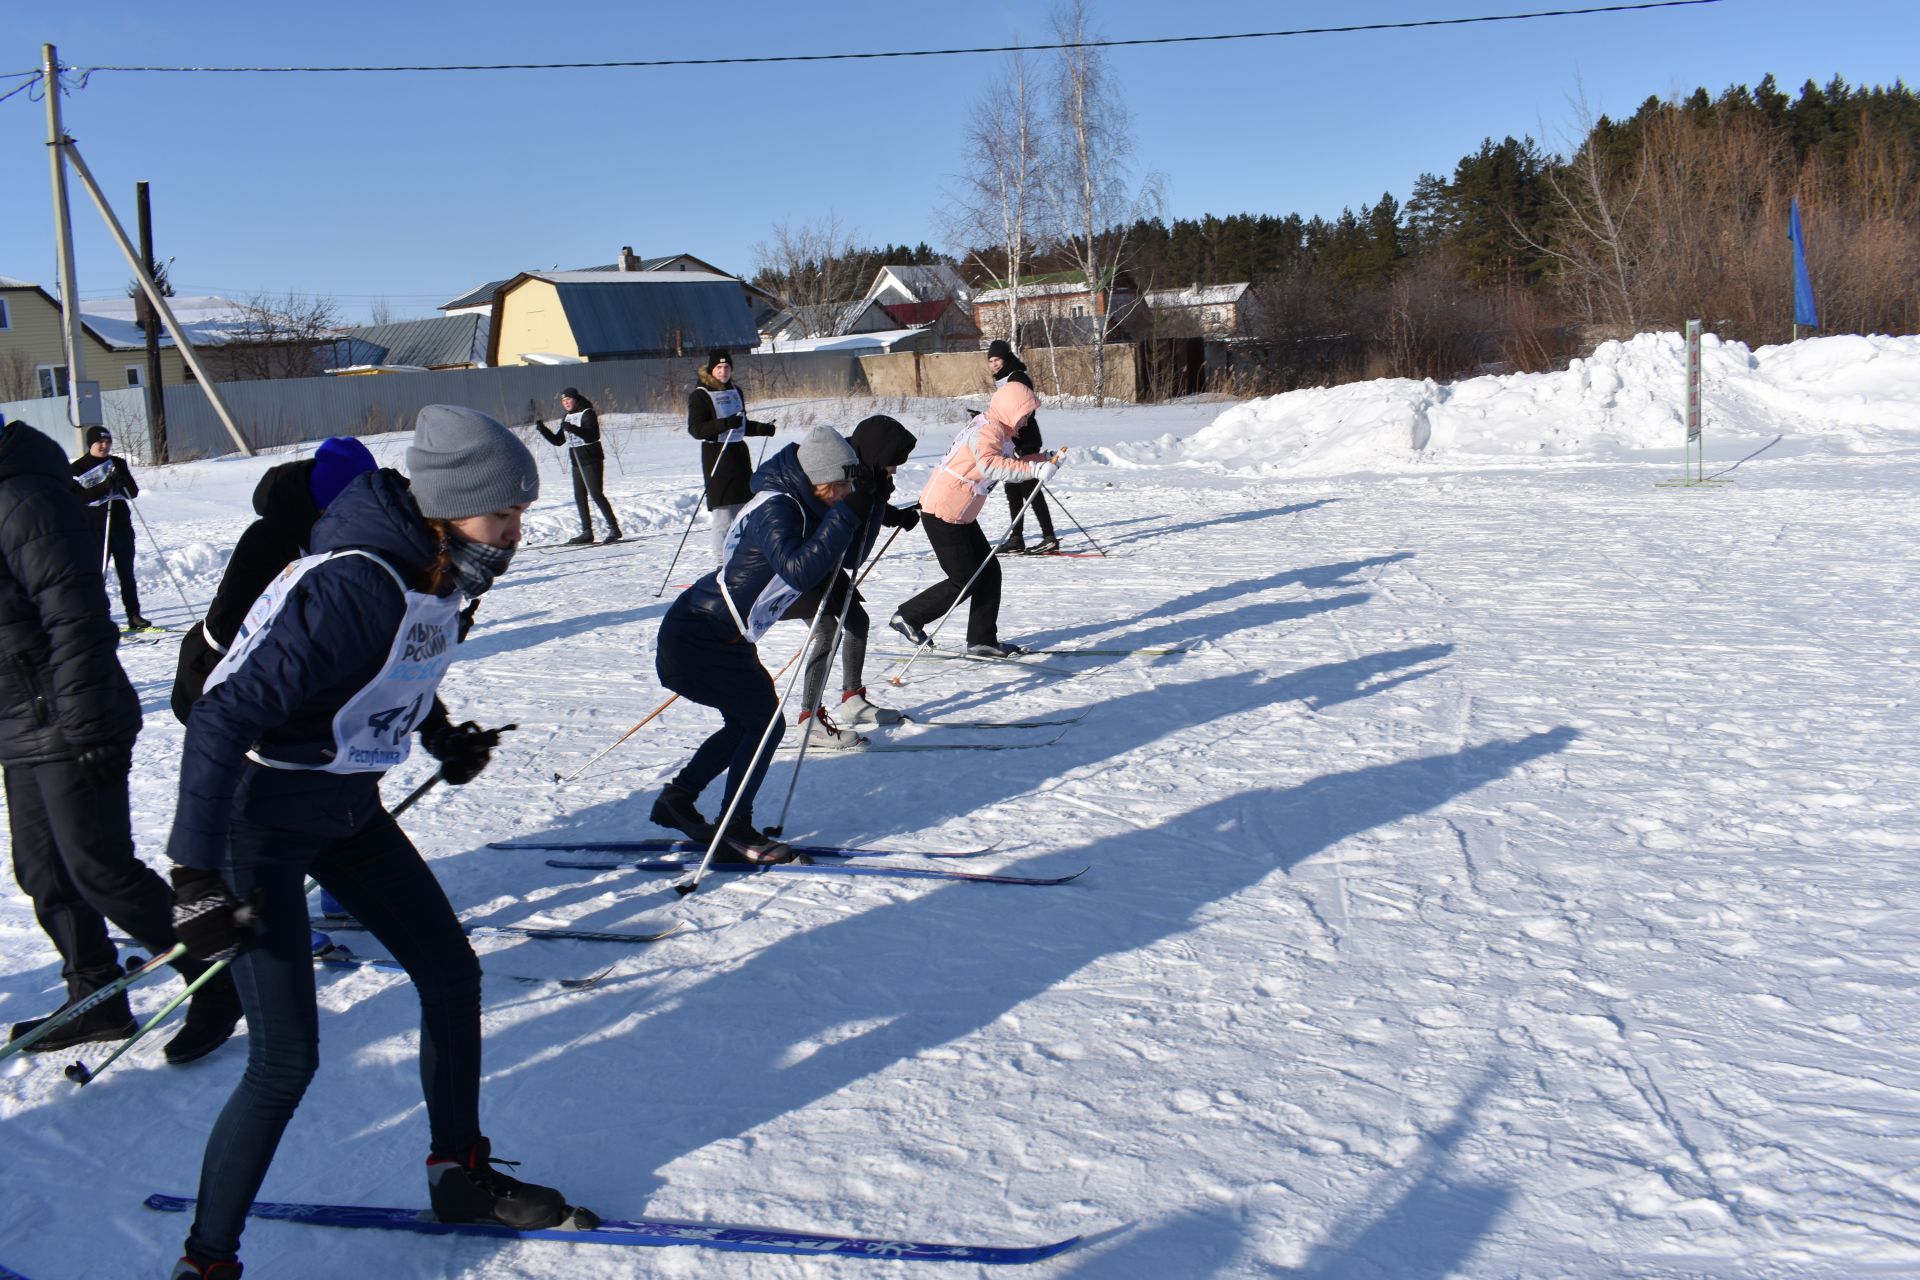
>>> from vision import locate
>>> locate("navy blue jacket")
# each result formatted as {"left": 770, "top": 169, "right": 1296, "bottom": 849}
{"left": 168, "top": 469, "right": 448, "bottom": 869}
{"left": 665, "top": 443, "right": 861, "bottom": 643}
{"left": 0, "top": 422, "right": 141, "bottom": 764}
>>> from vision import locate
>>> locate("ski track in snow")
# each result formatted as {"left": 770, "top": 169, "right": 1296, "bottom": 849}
{"left": 4, "top": 338, "right": 1920, "bottom": 1277}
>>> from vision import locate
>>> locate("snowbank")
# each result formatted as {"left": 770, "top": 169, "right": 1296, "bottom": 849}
{"left": 1175, "top": 331, "right": 1920, "bottom": 476}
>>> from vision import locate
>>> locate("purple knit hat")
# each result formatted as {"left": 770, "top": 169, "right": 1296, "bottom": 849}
{"left": 309, "top": 436, "right": 377, "bottom": 509}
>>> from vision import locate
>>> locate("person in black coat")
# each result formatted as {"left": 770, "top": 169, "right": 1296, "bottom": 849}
{"left": 70, "top": 425, "right": 151, "bottom": 628}
{"left": 535, "top": 387, "right": 622, "bottom": 545}
{"left": 785, "top": 414, "right": 919, "bottom": 748}
{"left": 987, "top": 340, "right": 1059, "bottom": 555}
{"left": 0, "top": 419, "right": 241, "bottom": 1063}
{"left": 686, "top": 349, "right": 775, "bottom": 565}
{"left": 170, "top": 436, "right": 377, "bottom": 723}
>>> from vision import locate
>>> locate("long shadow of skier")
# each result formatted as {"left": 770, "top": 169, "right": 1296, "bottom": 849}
{"left": 474, "top": 727, "right": 1575, "bottom": 1216}
{"left": 1048, "top": 1071, "right": 1512, "bottom": 1278}
{"left": 1100, "top": 499, "right": 1339, "bottom": 549}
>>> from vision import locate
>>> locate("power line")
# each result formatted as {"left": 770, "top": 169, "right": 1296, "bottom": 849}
{"left": 10, "top": 2, "right": 1724, "bottom": 78}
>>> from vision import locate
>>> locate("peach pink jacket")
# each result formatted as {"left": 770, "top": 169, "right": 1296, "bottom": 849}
{"left": 917, "top": 381, "right": 1046, "bottom": 524}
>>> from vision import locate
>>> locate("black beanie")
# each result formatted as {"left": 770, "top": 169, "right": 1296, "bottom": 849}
{"left": 986, "top": 339, "right": 1014, "bottom": 363}
{"left": 84, "top": 426, "right": 112, "bottom": 448}
{"left": 706, "top": 349, "right": 732, "bottom": 371}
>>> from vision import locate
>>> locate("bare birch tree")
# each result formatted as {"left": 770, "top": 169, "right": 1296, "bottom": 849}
{"left": 1039, "top": 0, "right": 1163, "bottom": 404}
{"left": 945, "top": 53, "right": 1048, "bottom": 347}
{"left": 751, "top": 212, "right": 862, "bottom": 318}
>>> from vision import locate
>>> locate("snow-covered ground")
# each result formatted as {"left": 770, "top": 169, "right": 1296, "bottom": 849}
{"left": 3, "top": 332, "right": 1918, "bottom": 1278}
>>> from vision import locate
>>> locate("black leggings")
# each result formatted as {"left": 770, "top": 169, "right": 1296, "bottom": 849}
{"left": 1003, "top": 480, "right": 1054, "bottom": 542}
{"left": 185, "top": 810, "right": 482, "bottom": 1263}
{"left": 787, "top": 570, "right": 871, "bottom": 713}
{"left": 655, "top": 612, "right": 784, "bottom": 824}
{"left": 569, "top": 449, "right": 619, "bottom": 536}
{"left": 895, "top": 514, "right": 1001, "bottom": 647}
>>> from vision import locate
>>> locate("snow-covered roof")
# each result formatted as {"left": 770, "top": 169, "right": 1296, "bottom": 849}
{"left": 865, "top": 264, "right": 972, "bottom": 305}
{"left": 973, "top": 280, "right": 1101, "bottom": 305}
{"left": 526, "top": 269, "right": 737, "bottom": 286}
{"left": 1144, "top": 283, "right": 1250, "bottom": 309}
{"left": 76, "top": 296, "right": 257, "bottom": 349}
{"left": 0, "top": 274, "right": 35, "bottom": 289}
{"left": 759, "top": 326, "right": 926, "bottom": 354}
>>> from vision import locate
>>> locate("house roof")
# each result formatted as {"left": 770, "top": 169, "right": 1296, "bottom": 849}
{"left": 1144, "top": 283, "right": 1250, "bottom": 308}
{"left": 0, "top": 275, "right": 35, "bottom": 288}
{"left": 866, "top": 264, "right": 971, "bottom": 304}
{"left": 336, "top": 314, "right": 489, "bottom": 369}
{"left": 879, "top": 299, "right": 953, "bottom": 327}
{"left": 495, "top": 270, "right": 760, "bottom": 359}
{"left": 441, "top": 253, "right": 780, "bottom": 313}
{"left": 770, "top": 299, "right": 880, "bottom": 339}
{"left": 761, "top": 326, "right": 927, "bottom": 354}
{"left": 77, "top": 296, "right": 259, "bottom": 350}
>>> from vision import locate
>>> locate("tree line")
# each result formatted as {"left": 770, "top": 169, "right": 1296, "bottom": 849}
{"left": 756, "top": 64, "right": 1917, "bottom": 396}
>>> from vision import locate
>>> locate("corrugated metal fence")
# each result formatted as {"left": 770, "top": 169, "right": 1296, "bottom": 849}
{"left": 1, "top": 351, "right": 870, "bottom": 462}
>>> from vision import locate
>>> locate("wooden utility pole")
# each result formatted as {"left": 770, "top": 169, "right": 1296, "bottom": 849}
{"left": 42, "top": 43, "right": 90, "bottom": 431}
{"left": 136, "top": 181, "right": 168, "bottom": 463}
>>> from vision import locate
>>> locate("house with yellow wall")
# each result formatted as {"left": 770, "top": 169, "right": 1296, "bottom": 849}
{"left": 0, "top": 275, "right": 196, "bottom": 402}
{"left": 485, "top": 269, "right": 762, "bottom": 366}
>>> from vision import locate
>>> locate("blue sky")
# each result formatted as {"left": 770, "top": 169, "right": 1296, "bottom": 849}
{"left": 5, "top": 0, "right": 1913, "bottom": 323}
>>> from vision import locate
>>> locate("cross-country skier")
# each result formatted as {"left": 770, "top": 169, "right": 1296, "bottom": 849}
{"left": 161, "top": 406, "right": 590, "bottom": 1279}
{"left": 650, "top": 426, "right": 863, "bottom": 858}
{"left": 170, "top": 436, "right": 376, "bottom": 722}
{"left": 889, "top": 380, "right": 1058, "bottom": 657}
{"left": 535, "top": 387, "right": 622, "bottom": 545}
{"left": 0, "top": 418, "right": 241, "bottom": 1065}
{"left": 686, "top": 349, "right": 776, "bottom": 564}
{"left": 788, "top": 414, "right": 919, "bottom": 750}
{"left": 986, "top": 340, "right": 1059, "bottom": 555}
{"left": 69, "top": 425, "right": 150, "bottom": 629}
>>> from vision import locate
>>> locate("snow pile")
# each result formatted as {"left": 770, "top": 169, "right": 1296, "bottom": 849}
{"left": 1177, "top": 331, "right": 1920, "bottom": 476}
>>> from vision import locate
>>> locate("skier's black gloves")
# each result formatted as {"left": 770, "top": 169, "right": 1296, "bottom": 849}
{"left": 170, "top": 867, "right": 257, "bottom": 963}
{"left": 883, "top": 502, "right": 920, "bottom": 531}
{"left": 748, "top": 418, "right": 776, "bottom": 437}
{"left": 851, "top": 463, "right": 886, "bottom": 493}
{"left": 421, "top": 719, "right": 501, "bottom": 786}
{"left": 74, "top": 737, "right": 134, "bottom": 791}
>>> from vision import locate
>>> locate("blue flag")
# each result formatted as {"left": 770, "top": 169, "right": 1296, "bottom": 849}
{"left": 1788, "top": 196, "right": 1818, "bottom": 328}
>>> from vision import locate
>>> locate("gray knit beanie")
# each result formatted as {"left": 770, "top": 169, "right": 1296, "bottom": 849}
{"left": 795, "top": 426, "right": 857, "bottom": 485}
{"left": 406, "top": 405, "right": 541, "bottom": 518}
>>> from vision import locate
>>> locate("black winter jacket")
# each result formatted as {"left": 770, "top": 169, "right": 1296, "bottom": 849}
{"left": 779, "top": 416, "right": 918, "bottom": 622}
{"left": 996, "top": 360, "right": 1045, "bottom": 456}
{"left": 536, "top": 404, "right": 605, "bottom": 464}
{"left": 687, "top": 371, "right": 775, "bottom": 509}
{"left": 0, "top": 423, "right": 141, "bottom": 764}
{"left": 168, "top": 469, "right": 453, "bottom": 870}
{"left": 70, "top": 450, "right": 139, "bottom": 535}
{"left": 169, "top": 458, "right": 324, "bottom": 723}
{"left": 665, "top": 443, "right": 861, "bottom": 644}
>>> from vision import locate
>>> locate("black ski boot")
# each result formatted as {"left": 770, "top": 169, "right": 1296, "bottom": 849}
{"left": 721, "top": 819, "right": 804, "bottom": 865}
{"left": 164, "top": 963, "right": 244, "bottom": 1065}
{"left": 602, "top": 526, "right": 623, "bottom": 544}
{"left": 428, "top": 1137, "right": 593, "bottom": 1230}
{"left": 650, "top": 784, "right": 716, "bottom": 843}
{"left": 8, "top": 992, "right": 136, "bottom": 1053}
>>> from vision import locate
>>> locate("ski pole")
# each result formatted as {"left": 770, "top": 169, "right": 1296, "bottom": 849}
{"left": 766, "top": 505, "right": 882, "bottom": 836}
{"left": 891, "top": 451, "right": 1062, "bottom": 688}
{"left": 654, "top": 439, "right": 732, "bottom": 598}
{"left": 391, "top": 723, "right": 516, "bottom": 812}
{"left": 65, "top": 952, "right": 236, "bottom": 1085}
{"left": 1037, "top": 479, "right": 1106, "bottom": 557}
{"left": 674, "top": 569, "right": 843, "bottom": 898}
{"left": 0, "top": 944, "right": 187, "bottom": 1065}
{"left": 100, "top": 518, "right": 112, "bottom": 578}
{"left": 131, "top": 498, "right": 203, "bottom": 622}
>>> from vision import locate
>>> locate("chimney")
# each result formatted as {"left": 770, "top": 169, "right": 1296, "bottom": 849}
{"left": 619, "top": 246, "right": 640, "bottom": 272}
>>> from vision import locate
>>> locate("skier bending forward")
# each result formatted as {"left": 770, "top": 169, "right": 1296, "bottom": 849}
{"left": 651, "top": 426, "right": 865, "bottom": 861}
{"left": 162, "top": 406, "right": 592, "bottom": 1280}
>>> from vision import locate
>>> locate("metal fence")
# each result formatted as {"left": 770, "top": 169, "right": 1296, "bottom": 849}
{"left": 0, "top": 351, "right": 872, "bottom": 463}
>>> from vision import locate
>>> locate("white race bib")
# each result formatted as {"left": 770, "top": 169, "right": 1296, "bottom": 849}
{"left": 704, "top": 387, "right": 747, "bottom": 445}
{"left": 204, "top": 550, "right": 462, "bottom": 774}
{"left": 717, "top": 491, "right": 803, "bottom": 642}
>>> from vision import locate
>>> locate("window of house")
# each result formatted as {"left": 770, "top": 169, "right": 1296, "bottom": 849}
{"left": 0, "top": 297, "right": 10, "bottom": 329}
{"left": 125, "top": 365, "right": 143, "bottom": 388}
{"left": 1070, "top": 305, "right": 1087, "bottom": 318}
{"left": 36, "top": 364, "right": 69, "bottom": 398}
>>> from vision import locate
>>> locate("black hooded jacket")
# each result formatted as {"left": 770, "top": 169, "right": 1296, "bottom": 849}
{"left": 0, "top": 422, "right": 142, "bottom": 764}
{"left": 687, "top": 370, "right": 776, "bottom": 509}
{"left": 995, "top": 357, "right": 1045, "bottom": 455}
{"left": 169, "top": 458, "right": 324, "bottom": 722}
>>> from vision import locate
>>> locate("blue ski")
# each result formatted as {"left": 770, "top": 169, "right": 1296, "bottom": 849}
{"left": 143, "top": 1193, "right": 1081, "bottom": 1265}
{"left": 493, "top": 838, "right": 991, "bottom": 860}
{"left": 0, "top": 1262, "right": 33, "bottom": 1279}
{"left": 310, "top": 941, "right": 614, "bottom": 991}
{"left": 311, "top": 918, "right": 685, "bottom": 944}
{"left": 548, "top": 858, "right": 1087, "bottom": 887}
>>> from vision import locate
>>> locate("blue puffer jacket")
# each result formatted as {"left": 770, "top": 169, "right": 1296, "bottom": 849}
{"left": 167, "top": 469, "right": 448, "bottom": 870}
{"left": 666, "top": 443, "right": 862, "bottom": 643}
